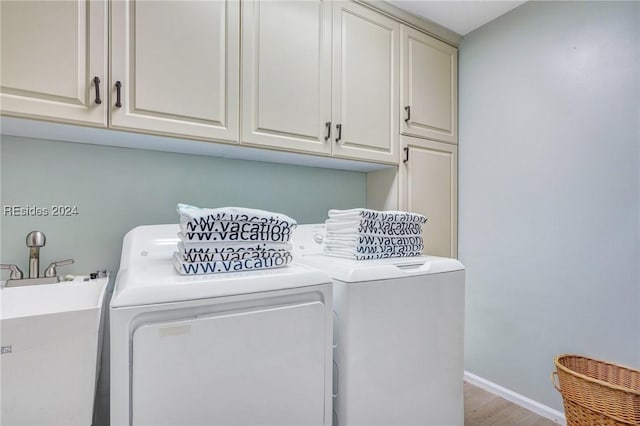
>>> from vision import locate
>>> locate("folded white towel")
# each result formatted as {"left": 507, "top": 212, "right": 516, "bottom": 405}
{"left": 325, "top": 218, "right": 423, "bottom": 236}
{"left": 178, "top": 241, "right": 291, "bottom": 263}
{"left": 324, "top": 234, "right": 424, "bottom": 246}
{"left": 323, "top": 208, "right": 427, "bottom": 260}
{"left": 324, "top": 244, "right": 424, "bottom": 260}
{"left": 324, "top": 243, "right": 424, "bottom": 255}
{"left": 324, "top": 250, "right": 423, "bottom": 260}
{"left": 179, "top": 230, "right": 291, "bottom": 243}
{"left": 179, "top": 219, "right": 295, "bottom": 237}
{"left": 173, "top": 251, "right": 292, "bottom": 275}
{"left": 178, "top": 204, "right": 297, "bottom": 232}
{"left": 328, "top": 208, "right": 426, "bottom": 224}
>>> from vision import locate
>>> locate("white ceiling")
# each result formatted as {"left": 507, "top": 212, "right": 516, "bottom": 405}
{"left": 388, "top": 1, "right": 527, "bottom": 36}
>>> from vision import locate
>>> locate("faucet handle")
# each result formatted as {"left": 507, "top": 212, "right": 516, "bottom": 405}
{"left": 44, "top": 259, "right": 74, "bottom": 278}
{"left": 1, "top": 264, "right": 24, "bottom": 280}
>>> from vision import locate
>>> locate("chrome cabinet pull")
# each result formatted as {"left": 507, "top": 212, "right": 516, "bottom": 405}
{"left": 325, "top": 122, "right": 331, "bottom": 141}
{"left": 404, "top": 106, "right": 411, "bottom": 122}
{"left": 115, "top": 81, "right": 122, "bottom": 108}
{"left": 332, "top": 360, "right": 339, "bottom": 398}
{"left": 335, "top": 124, "right": 342, "bottom": 143}
{"left": 93, "top": 76, "right": 102, "bottom": 104}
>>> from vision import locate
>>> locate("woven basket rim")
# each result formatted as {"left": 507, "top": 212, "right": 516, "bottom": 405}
{"left": 554, "top": 353, "right": 640, "bottom": 397}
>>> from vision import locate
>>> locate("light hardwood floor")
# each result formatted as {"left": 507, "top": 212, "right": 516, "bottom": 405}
{"left": 465, "top": 382, "right": 559, "bottom": 426}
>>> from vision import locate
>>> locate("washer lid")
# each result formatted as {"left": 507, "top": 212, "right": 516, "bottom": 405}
{"left": 111, "top": 225, "right": 331, "bottom": 308}
{"left": 295, "top": 254, "right": 464, "bottom": 283}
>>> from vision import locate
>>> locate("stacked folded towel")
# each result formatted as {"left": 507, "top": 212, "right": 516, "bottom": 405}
{"left": 324, "top": 208, "right": 427, "bottom": 260}
{"left": 174, "top": 203, "right": 296, "bottom": 275}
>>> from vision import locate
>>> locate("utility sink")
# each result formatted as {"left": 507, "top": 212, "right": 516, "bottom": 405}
{"left": 1, "top": 275, "right": 109, "bottom": 426}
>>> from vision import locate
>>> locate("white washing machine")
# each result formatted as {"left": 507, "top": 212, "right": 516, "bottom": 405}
{"left": 292, "top": 224, "right": 465, "bottom": 426}
{"left": 110, "top": 224, "right": 333, "bottom": 426}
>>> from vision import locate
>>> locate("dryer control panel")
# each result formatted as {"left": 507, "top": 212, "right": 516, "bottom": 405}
{"left": 291, "top": 224, "right": 326, "bottom": 257}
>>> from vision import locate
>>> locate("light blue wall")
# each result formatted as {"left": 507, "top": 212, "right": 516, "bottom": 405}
{"left": 1, "top": 135, "right": 366, "bottom": 277}
{"left": 459, "top": 0, "right": 640, "bottom": 411}
{"left": 1, "top": 135, "right": 367, "bottom": 425}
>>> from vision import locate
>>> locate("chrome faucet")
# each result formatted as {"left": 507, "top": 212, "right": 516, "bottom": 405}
{"left": 26, "top": 231, "right": 46, "bottom": 278}
{"left": 1, "top": 231, "right": 74, "bottom": 287}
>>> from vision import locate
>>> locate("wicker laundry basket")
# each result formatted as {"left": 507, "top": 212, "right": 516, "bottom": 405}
{"left": 553, "top": 354, "right": 640, "bottom": 426}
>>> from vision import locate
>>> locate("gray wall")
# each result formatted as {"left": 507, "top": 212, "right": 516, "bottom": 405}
{"left": 459, "top": 0, "right": 640, "bottom": 411}
{"left": 0, "top": 135, "right": 366, "bottom": 425}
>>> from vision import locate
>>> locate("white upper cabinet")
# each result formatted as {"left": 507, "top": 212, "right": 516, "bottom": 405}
{"left": 243, "top": 0, "right": 399, "bottom": 164}
{"left": 0, "top": 0, "right": 107, "bottom": 126}
{"left": 110, "top": 0, "right": 239, "bottom": 141}
{"left": 242, "top": 0, "right": 332, "bottom": 155}
{"left": 1, "top": 0, "right": 457, "bottom": 169}
{"left": 400, "top": 136, "right": 458, "bottom": 258}
{"left": 332, "top": 1, "right": 399, "bottom": 163}
{"left": 400, "top": 25, "right": 457, "bottom": 144}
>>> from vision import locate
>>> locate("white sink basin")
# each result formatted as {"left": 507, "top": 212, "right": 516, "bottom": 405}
{"left": 1, "top": 275, "right": 109, "bottom": 426}
{"left": 1, "top": 276, "right": 108, "bottom": 319}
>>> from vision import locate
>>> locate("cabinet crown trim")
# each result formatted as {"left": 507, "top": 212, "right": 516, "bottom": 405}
{"left": 357, "top": 0, "right": 462, "bottom": 47}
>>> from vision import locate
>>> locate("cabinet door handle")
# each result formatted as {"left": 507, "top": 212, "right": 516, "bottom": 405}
{"left": 335, "top": 124, "right": 342, "bottom": 143}
{"left": 93, "top": 76, "right": 102, "bottom": 104}
{"left": 404, "top": 106, "right": 411, "bottom": 122}
{"left": 403, "top": 147, "right": 409, "bottom": 163}
{"left": 325, "top": 122, "right": 331, "bottom": 141}
{"left": 114, "top": 81, "right": 122, "bottom": 108}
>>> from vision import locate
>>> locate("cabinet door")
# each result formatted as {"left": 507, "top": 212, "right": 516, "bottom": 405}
{"left": 401, "top": 137, "right": 457, "bottom": 258}
{"left": 110, "top": 0, "right": 239, "bottom": 141}
{"left": 242, "top": 0, "right": 332, "bottom": 155}
{"left": 332, "top": 1, "right": 399, "bottom": 164}
{"left": 401, "top": 26, "right": 457, "bottom": 144}
{"left": 131, "top": 301, "right": 327, "bottom": 426}
{"left": 0, "top": 0, "right": 107, "bottom": 126}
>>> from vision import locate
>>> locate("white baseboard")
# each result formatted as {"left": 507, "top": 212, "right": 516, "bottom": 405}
{"left": 464, "top": 371, "right": 566, "bottom": 425}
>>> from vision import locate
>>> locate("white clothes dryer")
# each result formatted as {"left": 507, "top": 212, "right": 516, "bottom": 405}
{"left": 110, "top": 224, "right": 333, "bottom": 426}
{"left": 292, "top": 224, "right": 465, "bottom": 426}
